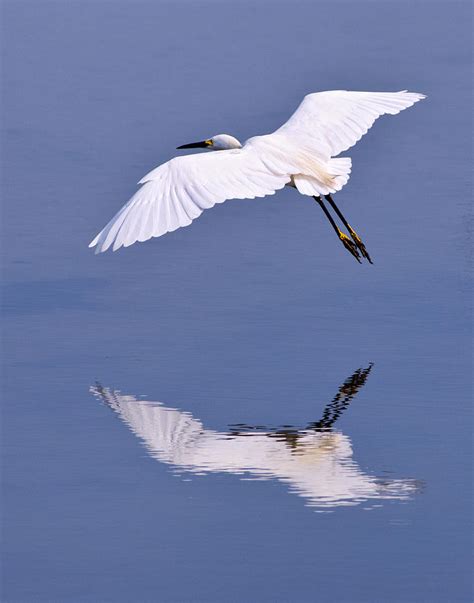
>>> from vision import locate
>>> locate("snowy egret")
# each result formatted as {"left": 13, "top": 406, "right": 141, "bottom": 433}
{"left": 89, "top": 90, "right": 425, "bottom": 262}
{"left": 91, "top": 365, "right": 418, "bottom": 509}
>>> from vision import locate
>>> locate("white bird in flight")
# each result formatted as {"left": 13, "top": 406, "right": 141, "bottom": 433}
{"left": 89, "top": 90, "right": 425, "bottom": 262}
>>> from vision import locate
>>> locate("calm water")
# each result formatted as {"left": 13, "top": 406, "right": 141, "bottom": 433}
{"left": 1, "top": 1, "right": 472, "bottom": 602}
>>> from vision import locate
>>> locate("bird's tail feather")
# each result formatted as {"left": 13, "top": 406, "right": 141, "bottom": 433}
{"left": 293, "top": 157, "right": 352, "bottom": 196}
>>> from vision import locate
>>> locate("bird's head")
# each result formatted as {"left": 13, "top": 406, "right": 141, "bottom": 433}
{"left": 177, "top": 134, "right": 242, "bottom": 151}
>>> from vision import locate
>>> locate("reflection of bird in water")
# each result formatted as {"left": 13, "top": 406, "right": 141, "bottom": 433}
{"left": 91, "top": 365, "right": 418, "bottom": 510}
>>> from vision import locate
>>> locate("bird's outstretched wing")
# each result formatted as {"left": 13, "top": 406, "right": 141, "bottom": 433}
{"left": 275, "top": 90, "right": 425, "bottom": 159}
{"left": 89, "top": 143, "right": 291, "bottom": 253}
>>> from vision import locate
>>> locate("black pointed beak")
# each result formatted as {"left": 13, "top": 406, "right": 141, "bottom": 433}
{"left": 176, "top": 140, "right": 210, "bottom": 150}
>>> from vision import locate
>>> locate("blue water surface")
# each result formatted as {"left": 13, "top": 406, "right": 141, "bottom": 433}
{"left": 1, "top": 1, "right": 472, "bottom": 601}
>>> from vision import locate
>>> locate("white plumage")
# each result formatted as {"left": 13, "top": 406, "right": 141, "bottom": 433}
{"left": 89, "top": 90, "right": 425, "bottom": 254}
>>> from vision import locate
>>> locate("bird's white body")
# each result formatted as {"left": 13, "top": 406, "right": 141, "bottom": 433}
{"left": 90, "top": 90, "right": 425, "bottom": 254}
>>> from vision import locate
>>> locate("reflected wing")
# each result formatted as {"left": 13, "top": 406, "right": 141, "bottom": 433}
{"left": 90, "top": 384, "right": 207, "bottom": 464}
{"left": 89, "top": 143, "right": 291, "bottom": 253}
{"left": 275, "top": 90, "right": 425, "bottom": 159}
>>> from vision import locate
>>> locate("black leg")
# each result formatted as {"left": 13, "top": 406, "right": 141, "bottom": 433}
{"left": 324, "top": 194, "right": 373, "bottom": 264}
{"left": 313, "top": 196, "right": 361, "bottom": 263}
{"left": 307, "top": 363, "right": 374, "bottom": 431}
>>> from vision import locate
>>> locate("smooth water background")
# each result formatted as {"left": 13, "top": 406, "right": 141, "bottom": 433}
{"left": 1, "top": 1, "right": 472, "bottom": 601}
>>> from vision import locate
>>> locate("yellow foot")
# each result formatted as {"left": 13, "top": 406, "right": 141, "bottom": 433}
{"left": 339, "top": 232, "right": 361, "bottom": 263}
{"left": 348, "top": 228, "right": 373, "bottom": 264}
